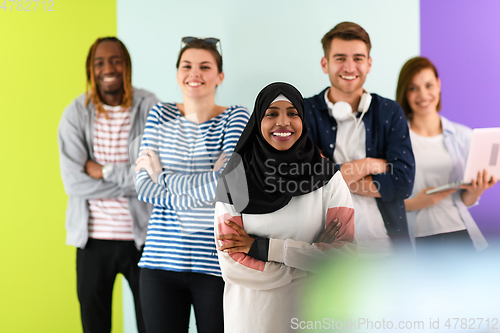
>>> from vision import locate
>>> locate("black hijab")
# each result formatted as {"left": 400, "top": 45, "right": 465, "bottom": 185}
{"left": 215, "top": 82, "right": 338, "bottom": 214}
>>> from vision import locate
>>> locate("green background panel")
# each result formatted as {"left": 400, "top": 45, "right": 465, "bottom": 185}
{"left": 0, "top": 1, "right": 123, "bottom": 332}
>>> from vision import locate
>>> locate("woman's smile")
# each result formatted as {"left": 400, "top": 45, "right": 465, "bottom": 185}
{"left": 261, "top": 100, "right": 302, "bottom": 150}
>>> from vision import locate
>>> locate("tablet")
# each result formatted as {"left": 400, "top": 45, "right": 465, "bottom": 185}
{"left": 425, "top": 127, "right": 500, "bottom": 195}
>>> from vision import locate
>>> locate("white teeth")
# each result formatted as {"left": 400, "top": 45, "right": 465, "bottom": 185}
{"left": 187, "top": 82, "right": 202, "bottom": 87}
{"left": 341, "top": 75, "right": 356, "bottom": 80}
{"left": 273, "top": 132, "right": 292, "bottom": 137}
{"left": 103, "top": 77, "right": 116, "bottom": 82}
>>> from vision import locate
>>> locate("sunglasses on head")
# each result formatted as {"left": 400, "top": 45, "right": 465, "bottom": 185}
{"left": 182, "top": 36, "right": 220, "bottom": 46}
{"left": 181, "top": 36, "right": 223, "bottom": 59}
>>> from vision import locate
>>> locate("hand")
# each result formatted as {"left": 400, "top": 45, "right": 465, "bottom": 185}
{"left": 405, "top": 187, "right": 456, "bottom": 211}
{"left": 135, "top": 150, "right": 162, "bottom": 183}
{"left": 314, "top": 218, "right": 341, "bottom": 244}
{"left": 213, "top": 153, "right": 227, "bottom": 172}
{"left": 460, "top": 169, "right": 497, "bottom": 206}
{"left": 217, "top": 220, "right": 255, "bottom": 254}
{"left": 348, "top": 176, "right": 382, "bottom": 197}
{"left": 85, "top": 160, "right": 103, "bottom": 179}
{"left": 341, "top": 158, "right": 389, "bottom": 186}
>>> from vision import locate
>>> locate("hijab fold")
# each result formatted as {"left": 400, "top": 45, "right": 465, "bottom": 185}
{"left": 215, "top": 82, "right": 338, "bottom": 214}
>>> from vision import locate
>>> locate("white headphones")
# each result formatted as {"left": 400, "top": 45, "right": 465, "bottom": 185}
{"left": 328, "top": 91, "right": 372, "bottom": 123}
{"left": 328, "top": 91, "right": 372, "bottom": 160}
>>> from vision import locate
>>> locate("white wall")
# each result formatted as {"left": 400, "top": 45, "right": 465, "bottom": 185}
{"left": 118, "top": 0, "right": 419, "bottom": 112}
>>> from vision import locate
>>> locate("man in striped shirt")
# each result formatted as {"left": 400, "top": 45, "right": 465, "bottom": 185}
{"left": 58, "top": 37, "right": 159, "bottom": 333}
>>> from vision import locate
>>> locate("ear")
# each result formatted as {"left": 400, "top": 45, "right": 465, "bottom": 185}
{"left": 437, "top": 77, "right": 442, "bottom": 90}
{"left": 320, "top": 57, "right": 329, "bottom": 74}
{"left": 216, "top": 71, "right": 225, "bottom": 87}
{"left": 367, "top": 56, "right": 372, "bottom": 74}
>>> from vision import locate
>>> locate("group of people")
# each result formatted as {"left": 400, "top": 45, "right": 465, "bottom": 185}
{"left": 58, "top": 21, "right": 496, "bottom": 333}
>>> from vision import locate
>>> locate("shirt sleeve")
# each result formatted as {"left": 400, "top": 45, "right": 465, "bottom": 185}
{"left": 267, "top": 172, "right": 357, "bottom": 273}
{"left": 137, "top": 170, "right": 210, "bottom": 209}
{"left": 371, "top": 103, "right": 415, "bottom": 201}
{"left": 137, "top": 105, "right": 250, "bottom": 210}
{"left": 135, "top": 104, "right": 206, "bottom": 209}
{"left": 156, "top": 107, "right": 249, "bottom": 203}
{"left": 215, "top": 201, "right": 308, "bottom": 291}
{"left": 58, "top": 100, "right": 127, "bottom": 199}
{"left": 104, "top": 93, "right": 161, "bottom": 196}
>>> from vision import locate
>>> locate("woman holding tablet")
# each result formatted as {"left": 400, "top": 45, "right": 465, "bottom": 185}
{"left": 396, "top": 56, "right": 496, "bottom": 252}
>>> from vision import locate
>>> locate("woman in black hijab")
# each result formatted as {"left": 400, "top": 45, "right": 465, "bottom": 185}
{"left": 214, "top": 82, "right": 356, "bottom": 333}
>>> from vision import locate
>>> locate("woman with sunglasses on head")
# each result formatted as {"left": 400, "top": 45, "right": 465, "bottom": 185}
{"left": 135, "top": 37, "right": 249, "bottom": 333}
{"left": 396, "top": 57, "right": 496, "bottom": 253}
{"left": 214, "top": 82, "right": 356, "bottom": 333}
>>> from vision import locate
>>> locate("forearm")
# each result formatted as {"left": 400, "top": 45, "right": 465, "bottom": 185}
{"left": 218, "top": 251, "right": 307, "bottom": 290}
{"left": 62, "top": 175, "right": 125, "bottom": 199}
{"left": 137, "top": 171, "right": 212, "bottom": 208}
{"left": 250, "top": 208, "right": 356, "bottom": 272}
{"left": 216, "top": 210, "right": 307, "bottom": 290}
{"left": 340, "top": 158, "right": 371, "bottom": 184}
{"left": 62, "top": 160, "right": 124, "bottom": 198}
{"left": 268, "top": 238, "right": 356, "bottom": 273}
{"left": 86, "top": 161, "right": 139, "bottom": 196}
{"left": 404, "top": 193, "right": 440, "bottom": 211}
{"left": 136, "top": 172, "right": 169, "bottom": 206}
{"left": 59, "top": 118, "right": 125, "bottom": 198}
{"left": 159, "top": 130, "right": 243, "bottom": 199}
{"left": 159, "top": 171, "right": 218, "bottom": 201}
{"left": 341, "top": 154, "right": 411, "bottom": 200}
{"left": 105, "top": 164, "right": 137, "bottom": 190}
{"left": 461, "top": 190, "right": 479, "bottom": 207}
{"left": 348, "top": 176, "right": 381, "bottom": 197}
{"left": 404, "top": 197, "right": 426, "bottom": 211}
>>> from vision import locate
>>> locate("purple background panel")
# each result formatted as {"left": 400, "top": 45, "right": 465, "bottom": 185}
{"left": 420, "top": 0, "right": 500, "bottom": 239}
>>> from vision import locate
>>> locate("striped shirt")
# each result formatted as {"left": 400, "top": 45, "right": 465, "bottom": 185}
{"left": 136, "top": 103, "right": 249, "bottom": 276}
{"left": 88, "top": 104, "right": 134, "bottom": 240}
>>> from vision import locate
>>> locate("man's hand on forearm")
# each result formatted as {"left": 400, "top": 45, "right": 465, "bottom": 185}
{"left": 340, "top": 158, "right": 389, "bottom": 186}
{"left": 85, "top": 160, "right": 103, "bottom": 179}
{"left": 348, "top": 176, "right": 382, "bottom": 197}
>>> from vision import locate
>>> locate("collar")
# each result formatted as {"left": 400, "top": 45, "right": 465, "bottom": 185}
{"left": 323, "top": 87, "right": 369, "bottom": 114}
{"left": 439, "top": 115, "right": 456, "bottom": 136}
{"left": 324, "top": 88, "right": 363, "bottom": 118}
{"left": 324, "top": 88, "right": 335, "bottom": 111}
{"left": 407, "top": 115, "right": 456, "bottom": 137}
{"left": 102, "top": 104, "right": 124, "bottom": 112}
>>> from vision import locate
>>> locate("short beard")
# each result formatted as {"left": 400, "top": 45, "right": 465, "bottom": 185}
{"left": 101, "top": 87, "right": 123, "bottom": 96}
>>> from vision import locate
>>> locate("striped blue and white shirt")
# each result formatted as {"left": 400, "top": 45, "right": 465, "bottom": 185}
{"left": 137, "top": 102, "right": 249, "bottom": 276}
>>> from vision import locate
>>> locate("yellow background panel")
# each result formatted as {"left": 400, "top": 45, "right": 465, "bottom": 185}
{"left": 0, "top": 1, "right": 123, "bottom": 332}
